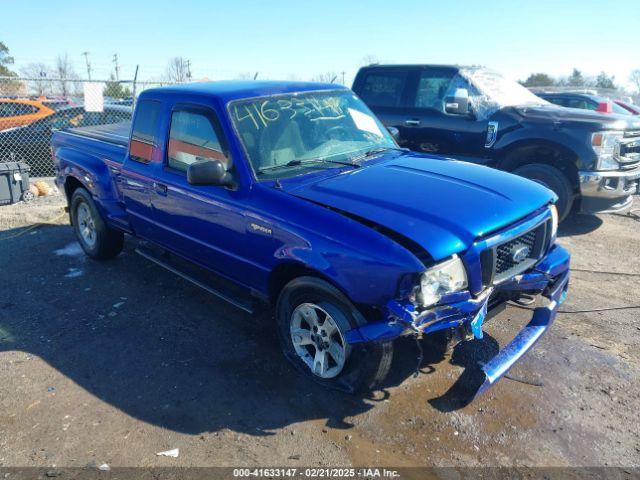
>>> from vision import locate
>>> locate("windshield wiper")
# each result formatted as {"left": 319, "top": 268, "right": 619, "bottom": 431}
{"left": 257, "top": 158, "right": 359, "bottom": 175}
{"left": 349, "top": 146, "right": 395, "bottom": 163}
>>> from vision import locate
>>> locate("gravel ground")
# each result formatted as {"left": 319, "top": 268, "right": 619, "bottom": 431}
{"left": 0, "top": 187, "right": 639, "bottom": 469}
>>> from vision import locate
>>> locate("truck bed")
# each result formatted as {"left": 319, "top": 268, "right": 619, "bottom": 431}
{"left": 65, "top": 121, "right": 131, "bottom": 147}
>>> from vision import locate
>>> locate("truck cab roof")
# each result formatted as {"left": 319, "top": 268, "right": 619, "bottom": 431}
{"left": 359, "top": 64, "right": 482, "bottom": 71}
{"left": 140, "top": 80, "right": 348, "bottom": 104}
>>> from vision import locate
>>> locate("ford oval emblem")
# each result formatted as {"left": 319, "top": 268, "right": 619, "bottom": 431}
{"left": 510, "top": 244, "right": 531, "bottom": 263}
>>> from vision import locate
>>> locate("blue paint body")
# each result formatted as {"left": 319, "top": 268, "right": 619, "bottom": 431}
{"left": 52, "top": 81, "right": 570, "bottom": 396}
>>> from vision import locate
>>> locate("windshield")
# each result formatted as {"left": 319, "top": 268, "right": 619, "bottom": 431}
{"left": 229, "top": 90, "right": 397, "bottom": 180}
{"left": 456, "top": 68, "right": 549, "bottom": 120}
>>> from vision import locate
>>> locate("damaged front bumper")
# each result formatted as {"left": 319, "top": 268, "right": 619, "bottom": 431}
{"left": 344, "top": 244, "right": 571, "bottom": 396}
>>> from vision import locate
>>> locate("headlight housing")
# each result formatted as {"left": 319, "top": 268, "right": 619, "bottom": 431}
{"left": 591, "top": 131, "right": 623, "bottom": 170}
{"left": 414, "top": 256, "right": 468, "bottom": 308}
{"left": 549, "top": 204, "right": 558, "bottom": 241}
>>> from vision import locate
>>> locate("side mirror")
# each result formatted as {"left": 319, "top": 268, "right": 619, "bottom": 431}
{"left": 387, "top": 126, "right": 400, "bottom": 142}
{"left": 187, "top": 158, "right": 234, "bottom": 187}
{"left": 444, "top": 88, "right": 470, "bottom": 115}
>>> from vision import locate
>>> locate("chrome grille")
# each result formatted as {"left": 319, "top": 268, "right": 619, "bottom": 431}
{"left": 481, "top": 220, "right": 550, "bottom": 285}
{"left": 618, "top": 135, "right": 640, "bottom": 168}
{"left": 495, "top": 229, "right": 537, "bottom": 277}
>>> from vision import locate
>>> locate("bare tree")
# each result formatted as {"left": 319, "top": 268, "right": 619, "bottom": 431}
{"left": 20, "top": 63, "right": 52, "bottom": 96}
{"left": 361, "top": 54, "right": 379, "bottom": 66}
{"left": 312, "top": 72, "right": 338, "bottom": 83}
{"left": 235, "top": 71, "right": 259, "bottom": 80}
{"left": 165, "top": 57, "right": 190, "bottom": 83}
{"left": 630, "top": 69, "right": 640, "bottom": 93}
{"left": 55, "top": 54, "right": 78, "bottom": 97}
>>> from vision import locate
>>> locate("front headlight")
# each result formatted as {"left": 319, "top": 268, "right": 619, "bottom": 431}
{"left": 591, "top": 131, "right": 623, "bottom": 170}
{"left": 415, "top": 256, "right": 468, "bottom": 308}
{"left": 549, "top": 204, "right": 558, "bottom": 241}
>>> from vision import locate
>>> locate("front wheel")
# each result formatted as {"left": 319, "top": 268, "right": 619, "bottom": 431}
{"left": 513, "top": 163, "right": 574, "bottom": 221}
{"left": 70, "top": 188, "right": 124, "bottom": 260}
{"left": 275, "top": 276, "right": 393, "bottom": 393}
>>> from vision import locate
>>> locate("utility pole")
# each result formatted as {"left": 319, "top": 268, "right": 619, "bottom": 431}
{"left": 81, "top": 51, "right": 92, "bottom": 80}
{"left": 185, "top": 59, "right": 192, "bottom": 81}
{"left": 112, "top": 54, "right": 120, "bottom": 81}
{"left": 132, "top": 64, "right": 139, "bottom": 107}
{"left": 341, "top": 71, "right": 346, "bottom": 85}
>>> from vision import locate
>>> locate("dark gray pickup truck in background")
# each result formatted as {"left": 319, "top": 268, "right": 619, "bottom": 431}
{"left": 353, "top": 64, "right": 640, "bottom": 221}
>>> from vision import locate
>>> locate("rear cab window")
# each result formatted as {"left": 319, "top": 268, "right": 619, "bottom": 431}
{"left": 130, "top": 100, "right": 161, "bottom": 163}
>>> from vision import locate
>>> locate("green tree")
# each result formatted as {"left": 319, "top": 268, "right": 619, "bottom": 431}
{"left": 0, "top": 41, "right": 17, "bottom": 77}
{"left": 595, "top": 71, "right": 616, "bottom": 89}
{"left": 521, "top": 73, "right": 556, "bottom": 87}
{"left": 103, "top": 74, "right": 131, "bottom": 99}
{"left": 567, "top": 68, "right": 585, "bottom": 87}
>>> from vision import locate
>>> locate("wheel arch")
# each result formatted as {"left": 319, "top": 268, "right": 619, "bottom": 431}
{"left": 267, "top": 260, "right": 381, "bottom": 320}
{"left": 63, "top": 175, "right": 87, "bottom": 203}
{"left": 497, "top": 139, "right": 581, "bottom": 194}
{"left": 269, "top": 261, "right": 345, "bottom": 304}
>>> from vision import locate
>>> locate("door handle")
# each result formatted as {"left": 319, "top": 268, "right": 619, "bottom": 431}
{"left": 404, "top": 119, "right": 421, "bottom": 127}
{"left": 154, "top": 182, "right": 168, "bottom": 196}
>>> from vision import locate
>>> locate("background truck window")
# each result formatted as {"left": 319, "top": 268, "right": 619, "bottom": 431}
{"left": 130, "top": 100, "right": 161, "bottom": 163}
{"left": 358, "top": 71, "right": 407, "bottom": 107}
{"left": 414, "top": 69, "right": 457, "bottom": 111}
{"left": 167, "top": 110, "right": 226, "bottom": 172}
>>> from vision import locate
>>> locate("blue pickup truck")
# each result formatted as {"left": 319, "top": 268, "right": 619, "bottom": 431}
{"left": 52, "top": 81, "right": 570, "bottom": 396}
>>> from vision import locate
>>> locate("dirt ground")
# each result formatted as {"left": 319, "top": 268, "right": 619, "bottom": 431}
{"left": 0, "top": 185, "right": 639, "bottom": 470}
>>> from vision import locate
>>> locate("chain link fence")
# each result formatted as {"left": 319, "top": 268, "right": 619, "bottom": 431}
{"left": 0, "top": 77, "right": 173, "bottom": 176}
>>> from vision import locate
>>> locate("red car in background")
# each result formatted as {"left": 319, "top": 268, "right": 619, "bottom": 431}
{"left": 537, "top": 92, "right": 632, "bottom": 115}
{"left": 614, "top": 100, "right": 640, "bottom": 115}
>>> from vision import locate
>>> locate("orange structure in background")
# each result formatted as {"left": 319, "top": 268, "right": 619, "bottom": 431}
{"left": 0, "top": 98, "right": 55, "bottom": 131}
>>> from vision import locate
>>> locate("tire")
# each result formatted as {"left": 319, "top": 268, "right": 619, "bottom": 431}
{"left": 70, "top": 188, "right": 124, "bottom": 260}
{"left": 513, "top": 163, "right": 573, "bottom": 221}
{"left": 275, "top": 276, "right": 393, "bottom": 394}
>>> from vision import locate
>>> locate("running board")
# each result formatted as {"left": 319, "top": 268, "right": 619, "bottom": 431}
{"left": 135, "top": 246, "right": 255, "bottom": 314}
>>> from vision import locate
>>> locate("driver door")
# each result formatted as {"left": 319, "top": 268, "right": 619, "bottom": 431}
{"left": 149, "top": 103, "right": 249, "bottom": 284}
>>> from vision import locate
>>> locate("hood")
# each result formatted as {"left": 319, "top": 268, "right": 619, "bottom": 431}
{"left": 515, "top": 104, "right": 640, "bottom": 130}
{"left": 284, "top": 154, "right": 554, "bottom": 261}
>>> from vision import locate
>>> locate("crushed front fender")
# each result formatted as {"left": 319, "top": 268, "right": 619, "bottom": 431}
{"left": 344, "top": 244, "right": 571, "bottom": 396}
{"left": 476, "top": 261, "right": 569, "bottom": 397}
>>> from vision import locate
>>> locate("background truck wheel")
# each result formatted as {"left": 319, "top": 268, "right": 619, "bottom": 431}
{"left": 513, "top": 163, "right": 573, "bottom": 221}
{"left": 70, "top": 188, "right": 124, "bottom": 260}
{"left": 276, "top": 276, "right": 393, "bottom": 394}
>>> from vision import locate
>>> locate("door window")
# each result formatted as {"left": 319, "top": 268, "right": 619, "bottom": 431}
{"left": 358, "top": 71, "right": 407, "bottom": 107}
{"left": 167, "top": 109, "right": 228, "bottom": 172}
{"left": 414, "top": 69, "right": 457, "bottom": 111}
{"left": 564, "top": 98, "right": 588, "bottom": 109}
{"left": 546, "top": 97, "right": 568, "bottom": 107}
{"left": 130, "top": 100, "right": 161, "bottom": 163}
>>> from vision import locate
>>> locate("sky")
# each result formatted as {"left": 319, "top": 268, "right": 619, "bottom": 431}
{"left": 2, "top": 0, "right": 640, "bottom": 89}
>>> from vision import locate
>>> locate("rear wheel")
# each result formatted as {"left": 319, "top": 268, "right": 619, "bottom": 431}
{"left": 276, "top": 276, "right": 393, "bottom": 393}
{"left": 513, "top": 163, "right": 573, "bottom": 221}
{"left": 70, "top": 188, "right": 124, "bottom": 260}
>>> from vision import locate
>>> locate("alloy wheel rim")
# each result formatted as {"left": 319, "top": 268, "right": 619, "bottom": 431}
{"left": 77, "top": 202, "right": 97, "bottom": 248}
{"left": 290, "top": 302, "right": 347, "bottom": 379}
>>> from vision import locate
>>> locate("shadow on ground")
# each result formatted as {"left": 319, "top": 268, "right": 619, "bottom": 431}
{"left": 558, "top": 213, "right": 603, "bottom": 237}
{"left": 0, "top": 223, "right": 496, "bottom": 436}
